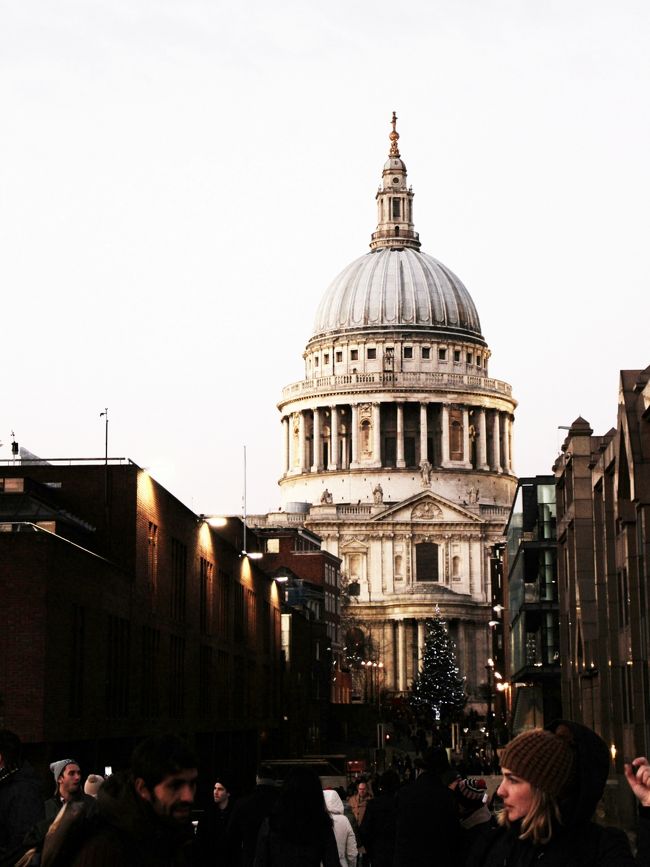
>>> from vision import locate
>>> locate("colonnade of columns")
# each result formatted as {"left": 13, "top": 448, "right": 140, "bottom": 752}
{"left": 281, "top": 400, "right": 514, "bottom": 476}
{"left": 370, "top": 616, "right": 472, "bottom": 693}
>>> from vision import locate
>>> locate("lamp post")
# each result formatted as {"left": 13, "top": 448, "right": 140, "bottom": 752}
{"left": 485, "top": 657, "right": 497, "bottom": 771}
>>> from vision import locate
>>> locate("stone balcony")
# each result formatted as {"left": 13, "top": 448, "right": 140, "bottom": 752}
{"left": 280, "top": 370, "right": 513, "bottom": 403}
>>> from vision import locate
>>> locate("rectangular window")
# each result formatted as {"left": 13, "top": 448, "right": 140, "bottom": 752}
{"left": 141, "top": 626, "right": 160, "bottom": 717}
{"left": 200, "top": 557, "right": 213, "bottom": 634}
{"left": 350, "top": 349, "right": 358, "bottom": 361}
{"left": 453, "top": 350, "right": 461, "bottom": 362}
{"left": 217, "top": 569, "right": 231, "bottom": 638}
{"left": 69, "top": 604, "right": 85, "bottom": 719}
{"left": 335, "top": 351, "right": 342, "bottom": 362}
{"left": 169, "top": 636, "right": 185, "bottom": 717}
{"left": 392, "top": 197, "right": 401, "bottom": 219}
{"left": 422, "top": 347, "right": 430, "bottom": 359}
{"left": 476, "top": 353, "right": 482, "bottom": 366}
{"left": 367, "top": 348, "right": 376, "bottom": 359}
{"left": 314, "top": 357, "right": 319, "bottom": 367}
{"left": 403, "top": 347, "right": 413, "bottom": 359}
{"left": 324, "top": 353, "right": 329, "bottom": 364}
{"left": 466, "top": 352, "right": 473, "bottom": 364}
{"left": 106, "top": 615, "right": 130, "bottom": 718}
{"left": 439, "top": 348, "right": 447, "bottom": 361}
{"left": 199, "top": 645, "right": 213, "bottom": 716}
{"left": 147, "top": 522, "right": 158, "bottom": 592}
{"left": 170, "top": 538, "right": 187, "bottom": 622}
{"left": 416, "top": 543, "right": 439, "bottom": 581}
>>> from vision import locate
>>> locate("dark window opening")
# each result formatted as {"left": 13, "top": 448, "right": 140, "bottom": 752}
{"left": 416, "top": 542, "right": 439, "bottom": 581}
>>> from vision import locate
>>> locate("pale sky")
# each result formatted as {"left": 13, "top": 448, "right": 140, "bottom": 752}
{"left": 1, "top": 1, "right": 648, "bottom": 515}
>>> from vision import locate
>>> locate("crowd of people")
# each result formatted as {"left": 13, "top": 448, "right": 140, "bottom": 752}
{"left": 2, "top": 721, "right": 650, "bottom": 866}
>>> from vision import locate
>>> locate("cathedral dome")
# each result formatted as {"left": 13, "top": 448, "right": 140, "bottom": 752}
{"left": 311, "top": 246, "right": 484, "bottom": 343}
{"left": 309, "top": 113, "right": 484, "bottom": 347}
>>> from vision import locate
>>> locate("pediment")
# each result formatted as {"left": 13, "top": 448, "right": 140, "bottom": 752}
{"left": 371, "top": 491, "right": 484, "bottom": 524}
{"left": 340, "top": 537, "right": 370, "bottom": 553}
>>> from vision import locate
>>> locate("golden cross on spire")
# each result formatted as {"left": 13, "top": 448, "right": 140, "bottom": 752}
{"left": 389, "top": 111, "right": 400, "bottom": 157}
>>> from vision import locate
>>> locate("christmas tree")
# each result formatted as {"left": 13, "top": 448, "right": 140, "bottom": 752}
{"left": 409, "top": 610, "right": 466, "bottom": 724}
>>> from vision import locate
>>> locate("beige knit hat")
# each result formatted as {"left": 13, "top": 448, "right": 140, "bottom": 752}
{"left": 500, "top": 729, "right": 575, "bottom": 796}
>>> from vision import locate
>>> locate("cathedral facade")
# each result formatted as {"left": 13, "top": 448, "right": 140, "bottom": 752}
{"left": 275, "top": 116, "right": 517, "bottom": 706}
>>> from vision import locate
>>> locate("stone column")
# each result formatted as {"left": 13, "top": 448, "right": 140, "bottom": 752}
{"left": 298, "top": 411, "right": 307, "bottom": 473}
{"left": 396, "top": 619, "right": 406, "bottom": 692}
{"left": 396, "top": 402, "right": 405, "bottom": 467}
{"left": 372, "top": 402, "right": 381, "bottom": 466}
{"left": 417, "top": 620, "right": 426, "bottom": 669}
{"left": 311, "top": 408, "right": 321, "bottom": 472}
{"left": 478, "top": 408, "right": 489, "bottom": 470}
{"left": 282, "top": 416, "right": 290, "bottom": 474}
{"left": 329, "top": 406, "right": 339, "bottom": 470}
{"left": 441, "top": 404, "right": 451, "bottom": 466}
{"left": 351, "top": 404, "right": 359, "bottom": 467}
{"left": 420, "top": 403, "right": 428, "bottom": 463}
{"left": 462, "top": 407, "right": 472, "bottom": 468}
{"left": 505, "top": 415, "right": 513, "bottom": 473}
{"left": 492, "top": 411, "right": 502, "bottom": 473}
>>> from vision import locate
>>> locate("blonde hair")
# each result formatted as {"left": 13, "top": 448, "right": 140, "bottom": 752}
{"left": 497, "top": 785, "right": 562, "bottom": 846}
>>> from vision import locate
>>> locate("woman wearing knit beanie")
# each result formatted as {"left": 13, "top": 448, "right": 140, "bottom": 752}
{"left": 465, "top": 720, "right": 635, "bottom": 866}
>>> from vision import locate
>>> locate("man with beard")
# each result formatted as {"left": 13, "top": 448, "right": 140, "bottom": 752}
{"left": 41, "top": 734, "right": 198, "bottom": 867}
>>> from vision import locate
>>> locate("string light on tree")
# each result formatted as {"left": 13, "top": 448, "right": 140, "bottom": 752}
{"left": 409, "top": 607, "right": 466, "bottom": 724}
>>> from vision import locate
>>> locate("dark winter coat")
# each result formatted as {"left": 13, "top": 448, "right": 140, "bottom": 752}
{"left": 227, "top": 783, "right": 279, "bottom": 867}
{"left": 465, "top": 720, "right": 635, "bottom": 867}
{"left": 0, "top": 762, "right": 44, "bottom": 865}
{"left": 359, "top": 790, "right": 398, "bottom": 867}
{"left": 253, "top": 816, "right": 340, "bottom": 867}
{"left": 195, "top": 798, "right": 234, "bottom": 866}
{"left": 40, "top": 771, "right": 195, "bottom": 867}
{"left": 393, "top": 770, "right": 463, "bottom": 866}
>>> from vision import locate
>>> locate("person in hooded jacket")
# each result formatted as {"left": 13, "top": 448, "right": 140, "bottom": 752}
{"left": 323, "top": 789, "right": 357, "bottom": 867}
{"left": 465, "top": 720, "right": 635, "bottom": 867}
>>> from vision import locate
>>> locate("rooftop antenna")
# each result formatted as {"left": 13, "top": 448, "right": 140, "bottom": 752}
{"left": 100, "top": 409, "right": 109, "bottom": 465}
{"left": 241, "top": 444, "right": 262, "bottom": 559}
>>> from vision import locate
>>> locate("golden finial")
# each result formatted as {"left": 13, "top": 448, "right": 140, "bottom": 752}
{"left": 389, "top": 111, "right": 400, "bottom": 157}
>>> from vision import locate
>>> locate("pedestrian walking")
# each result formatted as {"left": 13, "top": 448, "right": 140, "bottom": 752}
{"left": 253, "top": 766, "right": 339, "bottom": 867}
{"left": 0, "top": 730, "right": 44, "bottom": 867}
{"left": 466, "top": 720, "right": 635, "bottom": 866}
{"left": 323, "top": 789, "right": 357, "bottom": 867}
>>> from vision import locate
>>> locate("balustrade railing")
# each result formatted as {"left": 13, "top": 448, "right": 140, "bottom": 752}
{"left": 281, "top": 370, "right": 512, "bottom": 401}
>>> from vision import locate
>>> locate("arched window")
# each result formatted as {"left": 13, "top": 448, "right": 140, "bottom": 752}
{"left": 394, "top": 554, "right": 402, "bottom": 577}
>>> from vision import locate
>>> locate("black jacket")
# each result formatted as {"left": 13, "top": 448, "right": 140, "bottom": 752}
{"left": 466, "top": 720, "right": 635, "bottom": 867}
{"left": 359, "top": 790, "right": 398, "bottom": 867}
{"left": 0, "top": 763, "right": 44, "bottom": 865}
{"left": 227, "top": 784, "right": 279, "bottom": 867}
{"left": 393, "top": 770, "right": 462, "bottom": 866}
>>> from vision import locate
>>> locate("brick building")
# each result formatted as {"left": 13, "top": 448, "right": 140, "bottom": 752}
{"left": 0, "top": 459, "right": 283, "bottom": 790}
